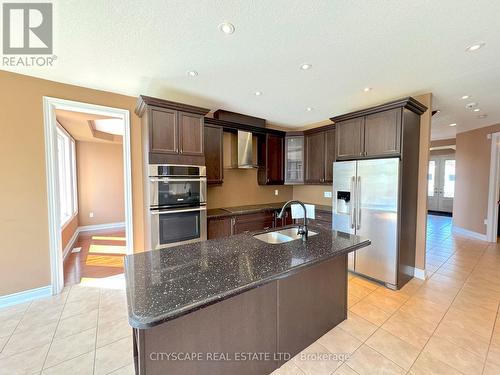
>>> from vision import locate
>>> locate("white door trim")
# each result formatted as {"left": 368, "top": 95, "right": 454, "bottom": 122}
{"left": 43, "top": 97, "right": 134, "bottom": 295}
{"left": 486, "top": 132, "right": 500, "bottom": 242}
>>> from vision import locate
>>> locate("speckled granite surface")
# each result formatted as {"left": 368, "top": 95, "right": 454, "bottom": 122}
{"left": 207, "top": 202, "right": 332, "bottom": 218}
{"left": 124, "top": 225, "right": 369, "bottom": 329}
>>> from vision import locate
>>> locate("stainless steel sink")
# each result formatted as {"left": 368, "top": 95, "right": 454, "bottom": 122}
{"left": 253, "top": 228, "right": 318, "bottom": 244}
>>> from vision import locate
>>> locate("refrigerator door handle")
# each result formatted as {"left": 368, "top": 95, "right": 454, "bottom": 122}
{"left": 357, "top": 176, "right": 362, "bottom": 230}
{"left": 350, "top": 176, "right": 356, "bottom": 229}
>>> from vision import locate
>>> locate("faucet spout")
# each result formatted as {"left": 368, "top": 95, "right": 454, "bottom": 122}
{"left": 277, "top": 200, "right": 309, "bottom": 241}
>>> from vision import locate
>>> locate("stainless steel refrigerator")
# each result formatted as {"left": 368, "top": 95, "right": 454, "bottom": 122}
{"left": 332, "top": 158, "right": 401, "bottom": 288}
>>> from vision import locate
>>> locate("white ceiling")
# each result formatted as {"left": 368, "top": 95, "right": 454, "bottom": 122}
{"left": 4, "top": 0, "right": 500, "bottom": 140}
{"left": 94, "top": 119, "right": 124, "bottom": 136}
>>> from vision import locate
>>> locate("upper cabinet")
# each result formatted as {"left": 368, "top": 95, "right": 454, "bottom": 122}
{"left": 363, "top": 109, "right": 401, "bottom": 157}
{"left": 304, "top": 126, "right": 335, "bottom": 184}
{"left": 135, "top": 95, "right": 210, "bottom": 165}
{"left": 335, "top": 118, "right": 364, "bottom": 160}
{"left": 285, "top": 135, "right": 304, "bottom": 184}
{"left": 204, "top": 124, "right": 224, "bottom": 185}
{"left": 258, "top": 134, "right": 284, "bottom": 185}
{"left": 332, "top": 97, "right": 426, "bottom": 161}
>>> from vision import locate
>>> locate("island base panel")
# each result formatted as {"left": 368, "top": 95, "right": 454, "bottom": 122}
{"left": 133, "top": 254, "right": 347, "bottom": 374}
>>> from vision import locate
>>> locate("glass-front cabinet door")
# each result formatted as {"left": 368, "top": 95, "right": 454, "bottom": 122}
{"left": 285, "top": 136, "right": 304, "bottom": 184}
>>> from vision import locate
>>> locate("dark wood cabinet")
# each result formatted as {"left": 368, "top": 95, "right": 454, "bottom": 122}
{"left": 204, "top": 124, "right": 223, "bottom": 185}
{"left": 334, "top": 108, "right": 402, "bottom": 160}
{"left": 233, "top": 212, "right": 275, "bottom": 234}
{"left": 304, "top": 126, "right": 335, "bottom": 184}
{"left": 309, "top": 209, "right": 332, "bottom": 231}
{"left": 150, "top": 107, "right": 178, "bottom": 154}
{"left": 275, "top": 208, "right": 294, "bottom": 227}
{"left": 324, "top": 129, "right": 336, "bottom": 183}
{"left": 364, "top": 109, "right": 401, "bottom": 157}
{"left": 335, "top": 118, "right": 364, "bottom": 160}
{"left": 178, "top": 111, "right": 204, "bottom": 156}
{"left": 305, "top": 131, "right": 325, "bottom": 184}
{"left": 207, "top": 216, "right": 232, "bottom": 239}
{"left": 135, "top": 96, "right": 210, "bottom": 165}
{"left": 258, "top": 134, "right": 284, "bottom": 185}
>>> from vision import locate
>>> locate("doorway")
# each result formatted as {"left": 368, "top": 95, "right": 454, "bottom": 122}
{"left": 428, "top": 155, "right": 455, "bottom": 214}
{"left": 43, "top": 97, "right": 133, "bottom": 294}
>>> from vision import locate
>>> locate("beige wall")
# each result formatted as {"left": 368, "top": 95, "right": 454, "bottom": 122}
{"left": 61, "top": 215, "right": 79, "bottom": 251}
{"left": 454, "top": 124, "right": 500, "bottom": 235}
{"left": 293, "top": 185, "right": 332, "bottom": 206}
{"left": 414, "top": 93, "right": 432, "bottom": 271}
{"left": 76, "top": 141, "right": 125, "bottom": 226}
{"left": 0, "top": 71, "right": 144, "bottom": 296}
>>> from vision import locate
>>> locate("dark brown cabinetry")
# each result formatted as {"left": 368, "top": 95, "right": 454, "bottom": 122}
{"left": 309, "top": 209, "right": 332, "bottom": 231}
{"left": 304, "top": 126, "right": 335, "bottom": 184}
{"left": 233, "top": 212, "right": 275, "bottom": 234}
{"left": 334, "top": 108, "right": 402, "bottom": 160}
{"left": 204, "top": 124, "right": 224, "bottom": 185}
{"left": 274, "top": 208, "right": 294, "bottom": 227}
{"left": 207, "top": 216, "right": 232, "bottom": 239}
{"left": 135, "top": 95, "right": 210, "bottom": 165}
{"left": 258, "top": 134, "right": 284, "bottom": 185}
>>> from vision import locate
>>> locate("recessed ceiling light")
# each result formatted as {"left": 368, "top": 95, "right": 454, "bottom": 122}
{"left": 300, "top": 64, "right": 312, "bottom": 70}
{"left": 254, "top": 91, "right": 262, "bottom": 96}
{"left": 306, "top": 107, "right": 313, "bottom": 112}
{"left": 478, "top": 114, "right": 488, "bottom": 119}
{"left": 218, "top": 22, "right": 235, "bottom": 34}
{"left": 187, "top": 70, "right": 198, "bottom": 77}
{"left": 363, "top": 87, "right": 372, "bottom": 92}
{"left": 466, "top": 41, "right": 485, "bottom": 52}
{"left": 473, "top": 108, "right": 481, "bottom": 112}
{"left": 449, "top": 123, "right": 457, "bottom": 127}
{"left": 461, "top": 95, "right": 471, "bottom": 100}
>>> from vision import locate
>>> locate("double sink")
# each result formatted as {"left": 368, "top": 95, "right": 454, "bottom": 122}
{"left": 253, "top": 227, "right": 318, "bottom": 244}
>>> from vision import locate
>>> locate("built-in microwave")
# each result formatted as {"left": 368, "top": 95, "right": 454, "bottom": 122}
{"left": 149, "top": 165, "right": 206, "bottom": 209}
{"left": 148, "top": 164, "right": 207, "bottom": 250}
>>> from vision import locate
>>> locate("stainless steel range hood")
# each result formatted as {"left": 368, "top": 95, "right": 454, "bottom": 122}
{"left": 227, "top": 130, "right": 258, "bottom": 169}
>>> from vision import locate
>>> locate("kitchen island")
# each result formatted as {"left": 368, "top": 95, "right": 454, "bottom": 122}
{"left": 124, "top": 224, "right": 370, "bottom": 375}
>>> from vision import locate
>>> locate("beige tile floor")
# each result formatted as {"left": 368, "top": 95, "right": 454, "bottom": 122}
{"left": 1, "top": 215, "right": 499, "bottom": 375}
{"left": 273, "top": 215, "right": 500, "bottom": 375}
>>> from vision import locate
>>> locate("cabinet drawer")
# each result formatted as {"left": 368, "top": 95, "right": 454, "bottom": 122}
{"left": 234, "top": 211, "right": 275, "bottom": 224}
{"left": 233, "top": 219, "right": 274, "bottom": 234}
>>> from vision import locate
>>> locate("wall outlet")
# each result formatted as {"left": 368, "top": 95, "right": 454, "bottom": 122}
{"left": 324, "top": 191, "right": 332, "bottom": 198}
{"left": 484, "top": 219, "right": 488, "bottom": 225}
{"left": 274, "top": 189, "right": 279, "bottom": 196}
{"left": 89, "top": 212, "right": 94, "bottom": 218}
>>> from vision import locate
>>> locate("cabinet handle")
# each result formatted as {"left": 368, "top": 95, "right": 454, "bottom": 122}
{"left": 264, "top": 226, "right": 270, "bottom": 230}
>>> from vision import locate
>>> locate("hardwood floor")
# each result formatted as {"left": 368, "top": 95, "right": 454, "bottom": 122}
{"left": 63, "top": 229, "right": 126, "bottom": 287}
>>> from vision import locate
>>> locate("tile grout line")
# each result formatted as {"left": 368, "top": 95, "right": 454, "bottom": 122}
{"left": 0, "top": 300, "right": 34, "bottom": 356}
{"left": 480, "top": 244, "right": 500, "bottom": 375}
{"left": 93, "top": 287, "right": 102, "bottom": 375}
{"left": 39, "top": 286, "right": 71, "bottom": 372}
{"left": 413, "top": 239, "right": 488, "bottom": 374}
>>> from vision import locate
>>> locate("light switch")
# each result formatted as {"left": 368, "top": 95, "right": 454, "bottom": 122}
{"left": 89, "top": 212, "right": 94, "bottom": 218}
{"left": 324, "top": 191, "right": 332, "bottom": 198}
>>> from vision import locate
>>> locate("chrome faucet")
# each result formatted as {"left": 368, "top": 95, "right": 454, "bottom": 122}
{"left": 277, "top": 200, "right": 308, "bottom": 241}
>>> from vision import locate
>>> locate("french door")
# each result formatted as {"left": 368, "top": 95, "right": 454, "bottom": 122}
{"left": 428, "top": 155, "right": 455, "bottom": 213}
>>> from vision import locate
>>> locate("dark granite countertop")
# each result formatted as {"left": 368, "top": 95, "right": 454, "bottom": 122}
{"left": 207, "top": 202, "right": 332, "bottom": 218}
{"left": 124, "top": 224, "right": 369, "bottom": 329}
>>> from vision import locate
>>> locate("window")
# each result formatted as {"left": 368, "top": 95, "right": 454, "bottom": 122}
{"left": 57, "top": 125, "right": 77, "bottom": 226}
{"left": 428, "top": 160, "right": 436, "bottom": 197}
{"left": 443, "top": 159, "right": 456, "bottom": 198}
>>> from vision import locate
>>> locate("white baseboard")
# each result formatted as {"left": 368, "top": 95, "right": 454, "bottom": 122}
{"left": 413, "top": 268, "right": 426, "bottom": 280}
{"left": 452, "top": 226, "right": 487, "bottom": 241}
{"left": 0, "top": 285, "right": 52, "bottom": 308}
{"left": 78, "top": 222, "right": 125, "bottom": 232}
{"left": 62, "top": 228, "right": 80, "bottom": 260}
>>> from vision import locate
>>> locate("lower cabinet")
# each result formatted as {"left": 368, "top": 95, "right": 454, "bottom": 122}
{"left": 207, "top": 216, "right": 232, "bottom": 239}
{"left": 274, "top": 208, "right": 293, "bottom": 227}
{"left": 233, "top": 212, "right": 275, "bottom": 234}
{"left": 309, "top": 209, "right": 332, "bottom": 230}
